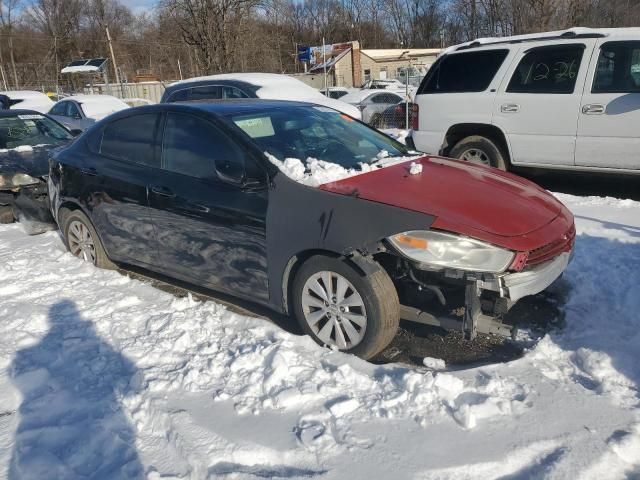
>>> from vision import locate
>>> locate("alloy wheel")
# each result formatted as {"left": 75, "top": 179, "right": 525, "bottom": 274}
{"left": 301, "top": 271, "right": 367, "bottom": 349}
{"left": 67, "top": 220, "right": 97, "bottom": 264}
{"left": 460, "top": 148, "right": 490, "bottom": 166}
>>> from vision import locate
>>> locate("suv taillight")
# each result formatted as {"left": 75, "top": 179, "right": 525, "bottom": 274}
{"left": 410, "top": 103, "right": 419, "bottom": 130}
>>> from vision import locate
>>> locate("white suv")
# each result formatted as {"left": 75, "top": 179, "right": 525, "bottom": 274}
{"left": 411, "top": 28, "right": 640, "bottom": 173}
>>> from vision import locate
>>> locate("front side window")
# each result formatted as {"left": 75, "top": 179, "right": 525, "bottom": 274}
{"left": 100, "top": 113, "right": 160, "bottom": 167}
{"left": 66, "top": 102, "right": 81, "bottom": 119}
{"left": 230, "top": 105, "right": 409, "bottom": 169}
{"left": 420, "top": 49, "right": 509, "bottom": 94}
{"left": 0, "top": 113, "right": 72, "bottom": 149}
{"left": 507, "top": 45, "right": 584, "bottom": 94}
{"left": 50, "top": 102, "right": 66, "bottom": 116}
{"left": 593, "top": 41, "right": 640, "bottom": 93}
{"left": 162, "top": 112, "right": 245, "bottom": 180}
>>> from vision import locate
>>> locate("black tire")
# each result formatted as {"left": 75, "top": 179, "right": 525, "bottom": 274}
{"left": 449, "top": 135, "right": 507, "bottom": 170}
{"left": 0, "top": 205, "right": 14, "bottom": 224}
{"left": 291, "top": 255, "right": 400, "bottom": 360}
{"left": 61, "top": 209, "right": 116, "bottom": 269}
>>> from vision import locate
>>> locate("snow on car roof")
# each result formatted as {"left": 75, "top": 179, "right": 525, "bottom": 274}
{"left": 0, "top": 90, "right": 51, "bottom": 100}
{"left": 63, "top": 94, "right": 130, "bottom": 120}
{"left": 169, "top": 73, "right": 362, "bottom": 119}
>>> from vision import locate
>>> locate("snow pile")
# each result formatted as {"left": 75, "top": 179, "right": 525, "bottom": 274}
{"left": 0, "top": 192, "right": 639, "bottom": 478}
{"left": 0, "top": 144, "right": 50, "bottom": 153}
{"left": 409, "top": 161, "right": 423, "bottom": 175}
{"left": 265, "top": 151, "right": 422, "bottom": 187}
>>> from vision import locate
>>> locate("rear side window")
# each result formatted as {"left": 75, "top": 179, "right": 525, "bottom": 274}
{"left": 507, "top": 45, "right": 584, "bottom": 94}
{"left": 162, "top": 112, "right": 245, "bottom": 180}
{"left": 419, "top": 49, "right": 508, "bottom": 93}
{"left": 593, "top": 41, "right": 640, "bottom": 93}
{"left": 167, "top": 85, "right": 248, "bottom": 102}
{"left": 100, "top": 113, "right": 160, "bottom": 167}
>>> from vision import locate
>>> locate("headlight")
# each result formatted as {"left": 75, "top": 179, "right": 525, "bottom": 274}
{"left": 0, "top": 173, "right": 40, "bottom": 188}
{"left": 388, "top": 230, "right": 515, "bottom": 273}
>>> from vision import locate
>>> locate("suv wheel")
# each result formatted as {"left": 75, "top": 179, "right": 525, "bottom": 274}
{"left": 449, "top": 135, "right": 507, "bottom": 170}
{"left": 292, "top": 255, "right": 399, "bottom": 360}
{"left": 61, "top": 209, "right": 116, "bottom": 269}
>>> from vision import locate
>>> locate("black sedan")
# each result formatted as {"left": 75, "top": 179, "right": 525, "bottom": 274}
{"left": 48, "top": 100, "right": 573, "bottom": 359}
{"left": 0, "top": 110, "right": 74, "bottom": 230}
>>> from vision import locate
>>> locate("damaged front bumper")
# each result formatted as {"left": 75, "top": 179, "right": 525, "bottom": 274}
{"left": 0, "top": 181, "right": 55, "bottom": 232}
{"left": 401, "top": 250, "right": 572, "bottom": 340}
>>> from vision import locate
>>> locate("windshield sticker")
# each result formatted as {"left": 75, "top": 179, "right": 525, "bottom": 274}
{"left": 18, "top": 114, "right": 44, "bottom": 120}
{"left": 234, "top": 116, "right": 275, "bottom": 138}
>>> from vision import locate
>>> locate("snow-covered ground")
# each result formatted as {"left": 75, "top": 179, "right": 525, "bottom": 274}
{"left": 0, "top": 193, "right": 639, "bottom": 479}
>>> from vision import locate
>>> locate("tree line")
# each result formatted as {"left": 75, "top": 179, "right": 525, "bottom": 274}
{"left": 2, "top": 0, "right": 639, "bottom": 92}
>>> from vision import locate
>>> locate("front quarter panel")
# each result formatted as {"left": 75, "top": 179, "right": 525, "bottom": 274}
{"left": 266, "top": 173, "right": 436, "bottom": 311}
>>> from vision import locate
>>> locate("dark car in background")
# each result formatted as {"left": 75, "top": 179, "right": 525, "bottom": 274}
{"left": 373, "top": 101, "right": 419, "bottom": 130}
{"left": 0, "top": 110, "right": 74, "bottom": 230}
{"left": 49, "top": 100, "right": 574, "bottom": 360}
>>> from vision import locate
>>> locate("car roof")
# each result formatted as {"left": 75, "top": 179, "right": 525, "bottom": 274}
{"left": 447, "top": 27, "right": 640, "bottom": 53}
{"left": 0, "top": 109, "right": 48, "bottom": 117}
{"left": 173, "top": 98, "right": 321, "bottom": 115}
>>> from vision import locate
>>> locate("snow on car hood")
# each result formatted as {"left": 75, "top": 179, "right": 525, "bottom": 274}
{"left": 265, "top": 150, "right": 422, "bottom": 187}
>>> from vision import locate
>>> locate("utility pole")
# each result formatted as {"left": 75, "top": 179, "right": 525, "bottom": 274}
{"left": 323, "top": 37, "right": 327, "bottom": 91}
{"left": 105, "top": 26, "right": 121, "bottom": 97}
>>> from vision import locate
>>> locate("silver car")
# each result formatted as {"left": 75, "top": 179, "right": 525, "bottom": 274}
{"left": 48, "top": 95, "right": 129, "bottom": 131}
{"left": 339, "top": 90, "right": 404, "bottom": 125}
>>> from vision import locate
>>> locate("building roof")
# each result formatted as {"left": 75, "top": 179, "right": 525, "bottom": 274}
{"left": 360, "top": 49, "right": 441, "bottom": 62}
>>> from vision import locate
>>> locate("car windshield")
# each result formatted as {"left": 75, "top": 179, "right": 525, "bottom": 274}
{"left": 229, "top": 105, "right": 410, "bottom": 169}
{"left": 0, "top": 114, "right": 72, "bottom": 149}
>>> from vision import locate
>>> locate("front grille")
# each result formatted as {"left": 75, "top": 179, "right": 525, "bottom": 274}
{"left": 526, "top": 224, "right": 576, "bottom": 267}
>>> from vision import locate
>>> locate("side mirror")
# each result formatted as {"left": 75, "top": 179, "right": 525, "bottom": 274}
{"left": 69, "top": 128, "right": 83, "bottom": 137}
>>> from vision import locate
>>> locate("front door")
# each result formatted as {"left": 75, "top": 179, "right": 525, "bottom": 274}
{"left": 575, "top": 40, "right": 640, "bottom": 170}
{"left": 148, "top": 111, "right": 270, "bottom": 300}
{"left": 492, "top": 41, "right": 596, "bottom": 166}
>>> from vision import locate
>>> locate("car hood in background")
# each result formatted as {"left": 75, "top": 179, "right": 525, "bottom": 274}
{"left": 320, "top": 156, "right": 572, "bottom": 251}
{"left": 0, "top": 144, "right": 64, "bottom": 178}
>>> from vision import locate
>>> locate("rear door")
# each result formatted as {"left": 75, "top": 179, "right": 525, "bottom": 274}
{"left": 492, "top": 41, "right": 597, "bottom": 166}
{"left": 148, "top": 111, "right": 269, "bottom": 300}
{"left": 575, "top": 40, "right": 640, "bottom": 170}
{"left": 85, "top": 112, "right": 163, "bottom": 266}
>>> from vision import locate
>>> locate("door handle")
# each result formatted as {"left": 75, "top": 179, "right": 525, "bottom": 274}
{"left": 500, "top": 103, "right": 520, "bottom": 113}
{"left": 150, "top": 185, "right": 176, "bottom": 198}
{"left": 582, "top": 104, "right": 605, "bottom": 115}
{"left": 81, "top": 167, "right": 97, "bottom": 176}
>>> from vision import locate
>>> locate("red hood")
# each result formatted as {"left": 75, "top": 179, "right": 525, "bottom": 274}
{"left": 320, "top": 156, "right": 574, "bottom": 251}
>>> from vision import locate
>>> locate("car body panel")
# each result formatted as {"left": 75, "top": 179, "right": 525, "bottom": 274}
{"left": 319, "top": 156, "right": 573, "bottom": 251}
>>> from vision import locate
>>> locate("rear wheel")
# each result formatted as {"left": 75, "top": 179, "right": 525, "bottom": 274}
{"left": 62, "top": 209, "right": 116, "bottom": 269}
{"left": 0, "top": 205, "right": 14, "bottom": 224}
{"left": 449, "top": 135, "right": 507, "bottom": 170}
{"left": 292, "top": 255, "right": 399, "bottom": 360}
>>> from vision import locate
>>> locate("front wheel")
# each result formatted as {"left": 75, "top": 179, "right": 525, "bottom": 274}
{"left": 449, "top": 135, "right": 507, "bottom": 170}
{"left": 291, "top": 255, "right": 399, "bottom": 360}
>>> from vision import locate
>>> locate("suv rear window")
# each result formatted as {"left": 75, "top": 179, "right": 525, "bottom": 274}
{"left": 507, "top": 45, "right": 584, "bottom": 94}
{"left": 418, "top": 49, "right": 508, "bottom": 94}
{"left": 593, "top": 41, "right": 640, "bottom": 93}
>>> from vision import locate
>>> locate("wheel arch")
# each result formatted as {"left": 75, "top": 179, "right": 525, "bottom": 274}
{"left": 280, "top": 248, "right": 381, "bottom": 314}
{"left": 442, "top": 123, "right": 512, "bottom": 166}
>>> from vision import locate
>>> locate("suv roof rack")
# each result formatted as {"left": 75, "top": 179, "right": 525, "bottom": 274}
{"left": 455, "top": 31, "right": 606, "bottom": 51}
